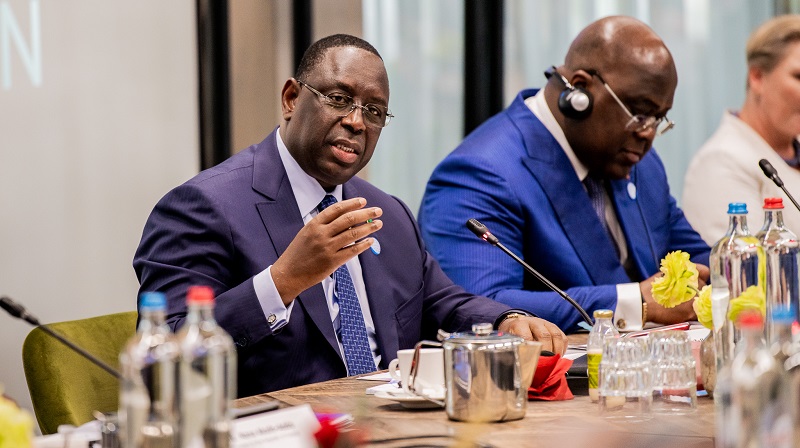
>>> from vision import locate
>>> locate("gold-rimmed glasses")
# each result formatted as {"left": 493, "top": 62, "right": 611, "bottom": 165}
{"left": 589, "top": 71, "right": 675, "bottom": 137}
{"left": 298, "top": 80, "right": 394, "bottom": 128}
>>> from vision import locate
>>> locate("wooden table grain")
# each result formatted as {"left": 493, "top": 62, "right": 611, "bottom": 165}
{"left": 235, "top": 335, "right": 715, "bottom": 447}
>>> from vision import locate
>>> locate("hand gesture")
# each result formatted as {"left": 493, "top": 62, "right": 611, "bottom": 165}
{"left": 271, "top": 197, "right": 382, "bottom": 304}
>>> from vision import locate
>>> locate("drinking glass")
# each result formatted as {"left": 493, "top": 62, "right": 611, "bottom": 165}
{"left": 598, "top": 337, "right": 652, "bottom": 421}
{"left": 99, "top": 412, "right": 121, "bottom": 448}
{"left": 649, "top": 330, "right": 697, "bottom": 414}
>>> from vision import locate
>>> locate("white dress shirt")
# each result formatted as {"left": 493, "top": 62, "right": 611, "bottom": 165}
{"left": 525, "top": 90, "right": 643, "bottom": 330}
{"left": 251, "top": 129, "right": 381, "bottom": 371}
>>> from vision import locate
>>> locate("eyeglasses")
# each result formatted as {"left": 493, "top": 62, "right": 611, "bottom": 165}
{"left": 590, "top": 71, "right": 675, "bottom": 137}
{"left": 297, "top": 80, "right": 394, "bottom": 128}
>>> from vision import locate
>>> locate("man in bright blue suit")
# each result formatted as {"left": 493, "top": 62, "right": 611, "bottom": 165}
{"left": 420, "top": 17, "right": 710, "bottom": 333}
{"left": 134, "top": 34, "right": 566, "bottom": 396}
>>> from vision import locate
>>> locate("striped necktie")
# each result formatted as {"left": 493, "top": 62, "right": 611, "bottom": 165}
{"left": 584, "top": 176, "right": 608, "bottom": 231}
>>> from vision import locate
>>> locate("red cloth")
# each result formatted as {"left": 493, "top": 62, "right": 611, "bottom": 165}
{"left": 527, "top": 354, "right": 574, "bottom": 401}
{"left": 314, "top": 415, "right": 342, "bottom": 448}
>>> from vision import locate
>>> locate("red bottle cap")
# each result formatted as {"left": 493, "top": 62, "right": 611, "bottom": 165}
{"left": 764, "top": 197, "right": 784, "bottom": 209}
{"left": 737, "top": 311, "right": 764, "bottom": 329}
{"left": 187, "top": 285, "right": 215, "bottom": 304}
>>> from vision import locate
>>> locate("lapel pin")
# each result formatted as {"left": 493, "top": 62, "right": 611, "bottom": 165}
{"left": 370, "top": 238, "right": 381, "bottom": 255}
{"left": 627, "top": 182, "right": 637, "bottom": 200}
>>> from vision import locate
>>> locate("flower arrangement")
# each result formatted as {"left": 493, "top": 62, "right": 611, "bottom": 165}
{"left": 652, "top": 250, "right": 767, "bottom": 330}
{"left": 692, "top": 285, "right": 713, "bottom": 330}
{"left": 0, "top": 387, "right": 34, "bottom": 448}
{"left": 651, "top": 251, "right": 700, "bottom": 308}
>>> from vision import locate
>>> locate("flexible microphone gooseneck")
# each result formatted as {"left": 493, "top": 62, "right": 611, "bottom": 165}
{"left": 759, "top": 159, "right": 800, "bottom": 213}
{"left": 465, "top": 219, "right": 594, "bottom": 326}
{"left": 1, "top": 296, "right": 121, "bottom": 378}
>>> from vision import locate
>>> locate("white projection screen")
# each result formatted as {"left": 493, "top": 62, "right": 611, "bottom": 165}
{"left": 0, "top": 0, "right": 199, "bottom": 422}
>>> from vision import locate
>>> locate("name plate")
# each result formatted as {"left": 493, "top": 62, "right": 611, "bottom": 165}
{"left": 231, "top": 404, "right": 320, "bottom": 448}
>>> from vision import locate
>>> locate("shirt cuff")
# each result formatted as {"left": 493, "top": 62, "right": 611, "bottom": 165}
{"left": 614, "top": 283, "right": 643, "bottom": 331}
{"left": 253, "top": 265, "right": 294, "bottom": 331}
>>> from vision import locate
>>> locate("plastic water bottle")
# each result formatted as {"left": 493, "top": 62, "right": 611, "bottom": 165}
{"left": 756, "top": 197, "right": 800, "bottom": 343}
{"left": 709, "top": 203, "right": 761, "bottom": 371}
{"left": 726, "top": 313, "right": 792, "bottom": 448}
{"left": 176, "top": 286, "right": 236, "bottom": 448}
{"left": 587, "top": 309, "right": 619, "bottom": 402}
{"left": 120, "top": 292, "right": 179, "bottom": 448}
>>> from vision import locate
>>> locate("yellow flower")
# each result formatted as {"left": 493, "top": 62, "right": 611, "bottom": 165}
{"left": 651, "top": 251, "right": 699, "bottom": 308}
{"left": 728, "top": 285, "right": 766, "bottom": 324}
{"left": 693, "top": 285, "right": 713, "bottom": 330}
{"left": 0, "top": 388, "right": 34, "bottom": 448}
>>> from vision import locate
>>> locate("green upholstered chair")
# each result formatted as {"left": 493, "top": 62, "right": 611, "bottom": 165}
{"left": 22, "top": 311, "right": 137, "bottom": 435}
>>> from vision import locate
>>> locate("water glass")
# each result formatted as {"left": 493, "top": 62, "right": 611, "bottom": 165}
{"left": 99, "top": 412, "right": 121, "bottom": 448}
{"left": 649, "top": 330, "right": 697, "bottom": 414}
{"left": 598, "top": 337, "right": 652, "bottom": 421}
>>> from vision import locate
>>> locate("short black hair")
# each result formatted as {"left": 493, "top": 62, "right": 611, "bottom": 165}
{"left": 295, "top": 34, "right": 382, "bottom": 81}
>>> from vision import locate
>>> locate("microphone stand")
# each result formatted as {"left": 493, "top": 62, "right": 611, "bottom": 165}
{"left": 465, "top": 219, "right": 595, "bottom": 326}
{"left": 759, "top": 159, "right": 800, "bottom": 213}
{"left": 495, "top": 241, "right": 594, "bottom": 326}
{"left": 1, "top": 296, "right": 121, "bottom": 378}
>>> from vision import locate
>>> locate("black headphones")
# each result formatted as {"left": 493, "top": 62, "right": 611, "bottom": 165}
{"left": 544, "top": 66, "right": 593, "bottom": 119}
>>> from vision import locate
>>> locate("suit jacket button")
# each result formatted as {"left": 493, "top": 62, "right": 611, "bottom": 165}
{"left": 616, "top": 319, "right": 626, "bottom": 330}
{"left": 267, "top": 314, "right": 277, "bottom": 325}
{"left": 235, "top": 337, "right": 249, "bottom": 347}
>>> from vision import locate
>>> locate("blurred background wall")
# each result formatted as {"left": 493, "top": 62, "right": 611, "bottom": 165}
{"left": 1, "top": 0, "right": 797, "bottom": 429}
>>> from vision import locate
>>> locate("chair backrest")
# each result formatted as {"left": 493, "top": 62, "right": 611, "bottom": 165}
{"left": 22, "top": 311, "right": 137, "bottom": 435}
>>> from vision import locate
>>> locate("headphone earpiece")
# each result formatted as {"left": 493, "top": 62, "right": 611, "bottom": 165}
{"left": 544, "top": 66, "right": 593, "bottom": 119}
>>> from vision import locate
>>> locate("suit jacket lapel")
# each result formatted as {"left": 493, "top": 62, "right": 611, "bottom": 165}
{"left": 511, "top": 96, "right": 631, "bottom": 285}
{"left": 252, "top": 129, "right": 342, "bottom": 360}
{"left": 609, "top": 171, "right": 657, "bottom": 279}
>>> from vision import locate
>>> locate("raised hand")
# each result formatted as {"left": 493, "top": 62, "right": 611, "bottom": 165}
{"left": 271, "top": 197, "right": 382, "bottom": 304}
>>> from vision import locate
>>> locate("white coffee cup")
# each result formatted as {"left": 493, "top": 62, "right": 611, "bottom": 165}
{"left": 388, "top": 348, "right": 445, "bottom": 399}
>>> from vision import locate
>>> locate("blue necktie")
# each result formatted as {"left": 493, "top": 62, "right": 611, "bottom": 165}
{"left": 584, "top": 177, "right": 621, "bottom": 258}
{"left": 317, "top": 195, "right": 376, "bottom": 375}
{"left": 584, "top": 177, "right": 608, "bottom": 231}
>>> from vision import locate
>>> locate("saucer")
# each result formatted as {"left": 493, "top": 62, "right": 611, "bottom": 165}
{"left": 374, "top": 390, "right": 444, "bottom": 409}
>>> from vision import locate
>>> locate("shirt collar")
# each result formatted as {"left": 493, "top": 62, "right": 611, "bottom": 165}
{"left": 276, "top": 128, "right": 342, "bottom": 218}
{"left": 525, "top": 89, "right": 589, "bottom": 182}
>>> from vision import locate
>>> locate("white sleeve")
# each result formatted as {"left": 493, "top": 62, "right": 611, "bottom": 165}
{"left": 614, "top": 282, "right": 643, "bottom": 331}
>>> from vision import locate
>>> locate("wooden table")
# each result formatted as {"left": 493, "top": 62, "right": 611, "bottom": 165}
{"left": 236, "top": 336, "right": 715, "bottom": 447}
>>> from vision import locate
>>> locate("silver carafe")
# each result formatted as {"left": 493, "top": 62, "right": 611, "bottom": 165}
{"left": 441, "top": 323, "right": 541, "bottom": 422}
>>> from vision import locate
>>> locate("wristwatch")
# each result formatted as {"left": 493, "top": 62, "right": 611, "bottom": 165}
{"left": 493, "top": 309, "right": 534, "bottom": 329}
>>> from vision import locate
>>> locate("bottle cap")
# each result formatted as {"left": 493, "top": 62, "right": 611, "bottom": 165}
{"left": 593, "top": 309, "right": 613, "bottom": 319}
{"left": 187, "top": 286, "right": 215, "bottom": 304}
{"left": 763, "top": 197, "right": 784, "bottom": 209}
{"left": 771, "top": 306, "right": 795, "bottom": 324}
{"left": 139, "top": 292, "right": 166, "bottom": 311}
{"left": 727, "top": 202, "right": 748, "bottom": 214}
{"left": 737, "top": 311, "right": 763, "bottom": 328}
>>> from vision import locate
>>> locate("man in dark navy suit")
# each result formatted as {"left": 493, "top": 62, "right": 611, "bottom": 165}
{"left": 134, "top": 34, "right": 566, "bottom": 397}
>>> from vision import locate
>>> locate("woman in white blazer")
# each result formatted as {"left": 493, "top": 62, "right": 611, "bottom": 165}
{"left": 683, "top": 15, "right": 800, "bottom": 244}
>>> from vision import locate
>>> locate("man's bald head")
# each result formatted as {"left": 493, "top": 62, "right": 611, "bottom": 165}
{"left": 546, "top": 16, "right": 679, "bottom": 180}
{"left": 565, "top": 16, "right": 676, "bottom": 85}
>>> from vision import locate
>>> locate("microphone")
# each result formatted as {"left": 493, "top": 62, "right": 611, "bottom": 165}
{"left": 759, "top": 159, "right": 800, "bottom": 213}
{"left": 1, "top": 296, "right": 121, "bottom": 378}
{"left": 465, "top": 219, "right": 594, "bottom": 326}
